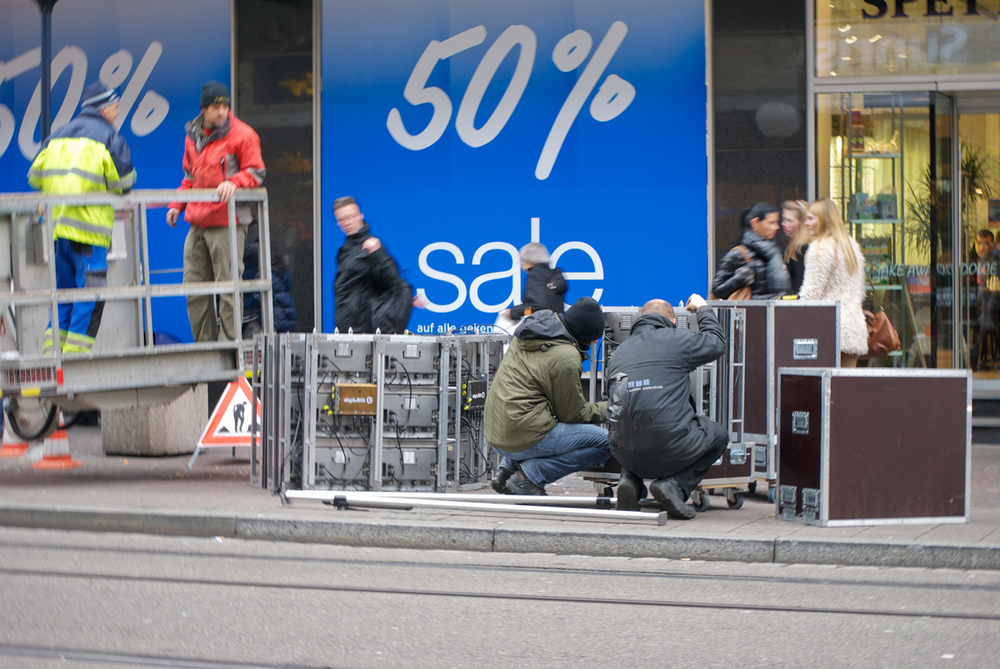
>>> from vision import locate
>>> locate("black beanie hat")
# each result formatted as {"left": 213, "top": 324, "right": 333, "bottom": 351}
{"left": 200, "top": 81, "right": 230, "bottom": 108}
{"left": 563, "top": 297, "right": 605, "bottom": 345}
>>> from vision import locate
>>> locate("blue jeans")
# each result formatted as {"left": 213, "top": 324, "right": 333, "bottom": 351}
{"left": 497, "top": 422, "right": 611, "bottom": 487}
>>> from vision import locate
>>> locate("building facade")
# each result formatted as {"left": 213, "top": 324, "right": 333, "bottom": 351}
{"left": 4, "top": 1, "right": 999, "bottom": 392}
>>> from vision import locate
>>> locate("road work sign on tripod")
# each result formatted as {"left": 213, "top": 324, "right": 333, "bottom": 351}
{"left": 191, "top": 377, "right": 262, "bottom": 467}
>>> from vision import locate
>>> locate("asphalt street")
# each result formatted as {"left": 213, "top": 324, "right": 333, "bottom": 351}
{"left": 1, "top": 527, "right": 999, "bottom": 668}
{"left": 2, "top": 426, "right": 1000, "bottom": 572}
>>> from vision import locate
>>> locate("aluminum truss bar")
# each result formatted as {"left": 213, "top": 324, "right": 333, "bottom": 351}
{"left": 318, "top": 492, "right": 618, "bottom": 506}
{"left": 283, "top": 490, "right": 667, "bottom": 525}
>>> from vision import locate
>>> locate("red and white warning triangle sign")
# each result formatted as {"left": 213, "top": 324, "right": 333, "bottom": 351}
{"left": 198, "top": 377, "right": 261, "bottom": 448}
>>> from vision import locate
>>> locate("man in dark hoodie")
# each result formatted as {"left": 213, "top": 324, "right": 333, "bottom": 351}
{"left": 604, "top": 295, "right": 729, "bottom": 519}
{"left": 484, "top": 296, "right": 610, "bottom": 496}
{"left": 332, "top": 196, "right": 413, "bottom": 334}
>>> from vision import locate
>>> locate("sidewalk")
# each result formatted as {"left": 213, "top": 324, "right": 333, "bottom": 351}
{"left": 1, "top": 425, "right": 999, "bottom": 570}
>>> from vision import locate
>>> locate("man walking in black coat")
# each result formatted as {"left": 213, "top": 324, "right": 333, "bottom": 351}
{"left": 605, "top": 295, "right": 729, "bottom": 519}
{"left": 332, "top": 196, "right": 413, "bottom": 334}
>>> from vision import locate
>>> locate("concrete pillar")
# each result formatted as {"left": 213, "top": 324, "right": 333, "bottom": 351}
{"left": 102, "top": 384, "right": 208, "bottom": 456}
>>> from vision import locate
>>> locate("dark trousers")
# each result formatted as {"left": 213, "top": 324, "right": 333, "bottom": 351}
{"left": 616, "top": 415, "right": 729, "bottom": 498}
{"left": 670, "top": 423, "right": 729, "bottom": 498}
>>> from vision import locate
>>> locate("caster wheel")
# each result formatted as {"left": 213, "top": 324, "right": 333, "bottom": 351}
{"left": 767, "top": 486, "right": 775, "bottom": 504}
{"left": 748, "top": 481, "right": 757, "bottom": 495}
{"left": 726, "top": 492, "right": 744, "bottom": 510}
{"left": 692, "top": 490, "right": 711, "bottom": 512}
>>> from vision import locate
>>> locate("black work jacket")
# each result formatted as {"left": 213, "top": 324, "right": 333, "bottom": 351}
{"left": 605, "top": 310, "right": 725, "bottom": 478}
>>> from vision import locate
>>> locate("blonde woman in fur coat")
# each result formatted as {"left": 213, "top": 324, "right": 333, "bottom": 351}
{"left": 799, "top": 198, "right": 868, "bottom": 366}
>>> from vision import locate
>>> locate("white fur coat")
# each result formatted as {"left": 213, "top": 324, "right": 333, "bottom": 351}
{"left": 799, "top": 236, "right": 869, "bottom": 356}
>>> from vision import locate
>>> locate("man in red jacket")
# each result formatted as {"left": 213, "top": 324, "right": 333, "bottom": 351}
{"left": 167, "top": 81, "right": 265, "bottom": 342}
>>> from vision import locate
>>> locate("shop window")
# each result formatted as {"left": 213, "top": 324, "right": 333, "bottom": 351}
{"left": 237, "top": 0, "right": 314, "bottom": 333}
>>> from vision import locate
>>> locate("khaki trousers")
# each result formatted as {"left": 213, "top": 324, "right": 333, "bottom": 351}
{"left": 183, "top": 224, "right": 247, "bottom": 342}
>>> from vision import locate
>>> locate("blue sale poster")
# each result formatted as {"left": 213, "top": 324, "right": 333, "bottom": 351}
{"left": 321, "top": 0, "right": 708, "bottom": 333}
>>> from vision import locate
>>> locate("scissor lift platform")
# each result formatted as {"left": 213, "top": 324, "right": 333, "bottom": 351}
{"left": 0, "top": 189, "right": 272, "bottom": 436}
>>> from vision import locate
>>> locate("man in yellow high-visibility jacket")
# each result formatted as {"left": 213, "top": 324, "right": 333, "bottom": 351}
{"left": 28, "top": 82, "right": 136, "bottom": 354}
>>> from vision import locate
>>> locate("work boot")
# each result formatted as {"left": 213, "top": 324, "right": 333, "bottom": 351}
{"left": 650, "top": 477, "right": 696, "bottom": 520}
{"left": 491, "top": 465, "right": 516, "bottom": 495}
{"left": 615, "top": 469, "right": 645, "bottom": 511}
{"left": 506, "top": 471, "right": 547, "bottom": 496}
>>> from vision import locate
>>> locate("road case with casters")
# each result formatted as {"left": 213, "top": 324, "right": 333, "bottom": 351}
{"left": 776, "top": 368, "right": 970, "bottom": 526}
{"left": 711, "top": 300, "right": 840, "bottom": 501}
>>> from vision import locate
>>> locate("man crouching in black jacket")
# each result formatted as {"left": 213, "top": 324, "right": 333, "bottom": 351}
{"left": 604, "top": 295, "right": 729, "bottom": 519}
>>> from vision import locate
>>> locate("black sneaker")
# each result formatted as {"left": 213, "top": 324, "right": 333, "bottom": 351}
{"left": 616, "top": 469, "right": 644, "bottom": 511}
{"left": 506, "top": 471, "right": 547, "bottom": 496}
{"left": 491, "top": 465, "right": 516, "bottom": 495}
{"left": 650, "top": 477, "right": 696, "bottom": 520}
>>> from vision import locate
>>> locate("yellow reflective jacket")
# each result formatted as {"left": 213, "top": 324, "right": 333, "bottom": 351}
{"left": 27, "top": 108, "right": 136, "bottom": 248}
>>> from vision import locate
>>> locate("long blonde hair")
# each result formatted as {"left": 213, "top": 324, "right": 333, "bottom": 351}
{"left": 782, "top": 200, "right": 811, "bottom": 263}
{"left": 808, "top": 198, "right": 859, "bottom": 275}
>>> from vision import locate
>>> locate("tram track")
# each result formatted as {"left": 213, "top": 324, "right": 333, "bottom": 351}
{"left": 0, "top": 643, "right": 331, "bottom": 669}
{"left": 2, "top": 538, "right": 998, "bottom": 594}
{"left": 2, "top": 565, "right": 998, "bottom": 622}
{"left": 3, "top": 531, "right": 999, "bottom": 666}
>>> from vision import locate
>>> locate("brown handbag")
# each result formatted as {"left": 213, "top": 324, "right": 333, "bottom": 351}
{"left": 710, "top": 246, "right": 753, "bottom": 301}
{"left": 860, "top": 279, "right": 901, "bottom": 359}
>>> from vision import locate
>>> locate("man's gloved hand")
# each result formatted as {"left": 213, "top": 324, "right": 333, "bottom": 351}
{"left": 686, "top": 294, "right": 707, "bottom": 312}
{"left": 734, "top": 265, "right": 755, "bottom": 286}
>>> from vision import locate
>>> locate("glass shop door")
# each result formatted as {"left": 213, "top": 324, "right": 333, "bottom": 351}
{"left": 816, "top": 91, "right": 955, "bottom": 369}
{"left": 955, "top": 93, "right": 1000, "bottom": 389}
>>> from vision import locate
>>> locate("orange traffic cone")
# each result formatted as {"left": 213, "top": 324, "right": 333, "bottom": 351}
{"left": 31, "top": 412, "right": 81, "bottom": 470}
{"left": 0, "top": 423, "right": 30, "bottom": 458}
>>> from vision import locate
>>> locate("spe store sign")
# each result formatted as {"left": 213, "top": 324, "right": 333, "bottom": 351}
{"left": 321, "top": 0, "right": 708, "bottom": 332}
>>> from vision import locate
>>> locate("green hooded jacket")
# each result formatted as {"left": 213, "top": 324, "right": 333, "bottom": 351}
{"left": 484, "top": 310, "right": 606, "bottom": 452}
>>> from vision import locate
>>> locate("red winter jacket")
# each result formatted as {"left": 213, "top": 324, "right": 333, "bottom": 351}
{"left": 168, "top": 111, "right": 265, "bottom": 228}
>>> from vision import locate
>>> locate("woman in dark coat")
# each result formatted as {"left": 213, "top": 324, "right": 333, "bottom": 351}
{"left": 711, "top": 202, "right": 791, "bottom": 300}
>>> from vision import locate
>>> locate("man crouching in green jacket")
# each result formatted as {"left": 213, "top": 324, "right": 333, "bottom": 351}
{"left": 484, "top": 297, "right": 611, "bottom": 495}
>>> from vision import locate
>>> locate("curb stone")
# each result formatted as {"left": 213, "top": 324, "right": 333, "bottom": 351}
{"left": 0, "top": 504, "right": 237, "bottom": 538}
{"left": 774, "top": 537, "right": 1000, "bottom": 570}
{"left": 493, "top": 527, "right": 775, "bottom": 563}
{"left": 2, "top": 504, "right": 1000, "bottom": 571}
{"left": 234, "top": 516, "right": 495, "bottom": 552}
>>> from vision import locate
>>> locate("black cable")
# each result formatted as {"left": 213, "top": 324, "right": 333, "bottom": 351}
{"left": 318, "top": 418, "right": 350, "bottom": 468}
{"left": 389, "top": 357, "right": 414, "bottom": 428}
{"left": 387, "top": 411, "right": 406, "bottom": 480}
{"left": 460, "top": 416, "right": 489, "bottom": 461}
{"left": 320, "top": 354, "right": 345, "bottom": 376}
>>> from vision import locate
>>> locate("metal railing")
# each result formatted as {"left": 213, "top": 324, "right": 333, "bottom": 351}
{"left": 0, "top": 188, "right": 272, "bottom": 397}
